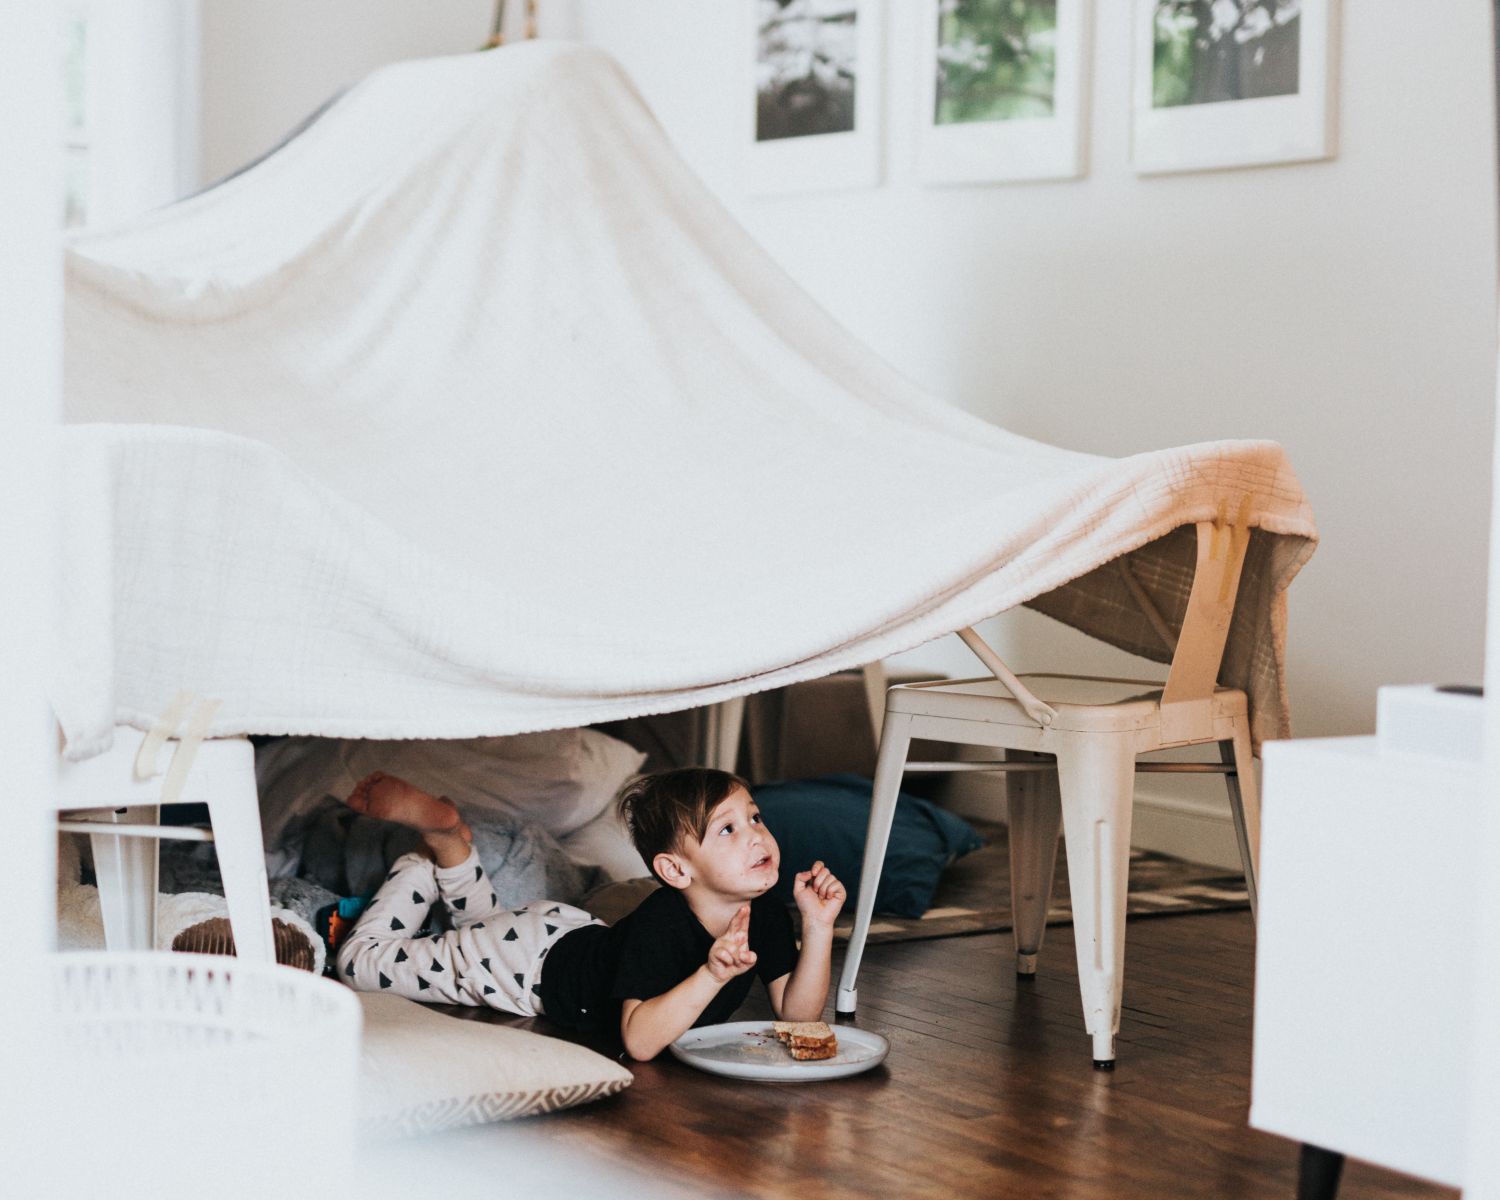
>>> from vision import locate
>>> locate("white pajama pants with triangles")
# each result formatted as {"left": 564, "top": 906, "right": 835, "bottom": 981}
{"left": 336, "top": 849, "right": 599, "bottom": 1016}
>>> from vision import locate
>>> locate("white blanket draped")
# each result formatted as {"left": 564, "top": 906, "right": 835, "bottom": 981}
{"left": 55, "top": 42, "right": 1316, "bottom": 760}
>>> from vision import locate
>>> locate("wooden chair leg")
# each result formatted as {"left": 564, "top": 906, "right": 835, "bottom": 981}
{"left": 1006, "top": 750, "right": 1060, "bottom": 978}
{"left": 1221, "top": 721, "right": 1260, "bottom": 922}
{"left": 1055, "top": 736, "right": 1137, "bottom": 1068}
{"left": 835, "top": 710, "right": 912, "bottom": 1016}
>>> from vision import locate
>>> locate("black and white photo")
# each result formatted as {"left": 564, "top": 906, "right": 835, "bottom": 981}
{"left": 755, "top": 0, "right": 860, "bottom": 142}
{"left": 745, "top": 0, "right": 883, "bottom": 195}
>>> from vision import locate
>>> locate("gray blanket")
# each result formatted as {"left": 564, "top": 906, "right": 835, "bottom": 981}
{"left": 160, "top": 795, "right": 598, "bottom": 929}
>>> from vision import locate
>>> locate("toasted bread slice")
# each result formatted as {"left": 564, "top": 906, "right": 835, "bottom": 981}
{"left": 772, "top": 1020, "right": 834, "bottom": 1041}
{"left": 788, "top": 1041, "right": 838, "bottom": 1061}
{"left": 772, "top": 1020, "right": 837, "bottom": 1059}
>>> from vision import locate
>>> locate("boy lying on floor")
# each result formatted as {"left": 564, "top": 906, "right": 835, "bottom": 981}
{"left": 336, "top": 766, "right": 846, "bottom": 1060}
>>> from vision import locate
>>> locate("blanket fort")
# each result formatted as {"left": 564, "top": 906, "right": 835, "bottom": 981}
{"left": 55, "top": 42, "right": 1316, "bottom": 761}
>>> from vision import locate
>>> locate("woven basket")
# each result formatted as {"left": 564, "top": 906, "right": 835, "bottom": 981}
{"left": 48, "top": 952, "right": 361, "bottom": 1198}
{"left": 169, "top": 916, "right": 319, "bottom": 972}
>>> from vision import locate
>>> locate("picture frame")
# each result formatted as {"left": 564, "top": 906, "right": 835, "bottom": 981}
{"left": 917, "top": 0, "right": 1092, "bottom": 186}
{"left": 1133, "top": 0, "right": 1339, "bottom": 175}
{"left": 745, "top": 0, "right": 883, "bottom": 196}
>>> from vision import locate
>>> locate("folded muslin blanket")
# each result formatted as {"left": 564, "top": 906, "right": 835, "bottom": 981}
{"left": 55, "top": 43, "right": 1316, "bottom": 759}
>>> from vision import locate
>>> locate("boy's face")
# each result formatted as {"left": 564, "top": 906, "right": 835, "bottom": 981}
{"left": 661, "top": 786, "right": 780, "bottom": 902}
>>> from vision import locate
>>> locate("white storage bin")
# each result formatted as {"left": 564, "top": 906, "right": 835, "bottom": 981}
{"left": 40, "top": 953, "right": 361, "bottom": 1200}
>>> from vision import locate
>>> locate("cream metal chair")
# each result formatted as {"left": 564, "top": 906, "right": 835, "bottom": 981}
{"left": 835, "top": 518, "right": 1260, "bottom": 1068}
{"left": 55, "top": 696, "right": 276, "bottom": 962}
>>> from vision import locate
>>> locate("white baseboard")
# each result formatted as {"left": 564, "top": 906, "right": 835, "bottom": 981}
{"left": 941, "top": 772, "right": 1243, "bottom": 872}
{"left": 1128, "top": 781, "right": 1242, "bottom": 871}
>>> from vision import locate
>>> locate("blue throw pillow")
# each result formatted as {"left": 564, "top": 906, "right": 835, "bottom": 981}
{"left": 752, "top": 773, "right": 984, "bottom": 919}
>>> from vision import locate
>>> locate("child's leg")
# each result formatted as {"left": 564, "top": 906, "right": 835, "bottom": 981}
{"left": 431, "top": 846, "right": 504, "bottom": 930}
{"left": 335, "top": 773, "right": 594, "bottom": 1014}
{"left": 430, "top": 847, "right": 599, "bottom": 1014}
{"left": 336, "top": 851, "right": 524, "bottom": 1013}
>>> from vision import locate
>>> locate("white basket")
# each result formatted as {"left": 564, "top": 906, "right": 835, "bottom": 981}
{"left": 38, "top": 953, "right": 362, "bottom": 1200}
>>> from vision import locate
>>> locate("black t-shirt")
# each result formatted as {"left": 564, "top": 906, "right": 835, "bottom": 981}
{"left": 537, "top": 887, "right": 798, "bottom": 1033}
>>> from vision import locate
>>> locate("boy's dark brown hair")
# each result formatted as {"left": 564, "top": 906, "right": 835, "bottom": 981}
{"left": 617, "top": 767, "right": 749, "bottom": 882}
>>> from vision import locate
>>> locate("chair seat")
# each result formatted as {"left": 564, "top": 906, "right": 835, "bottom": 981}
{"left": 887, "top": 673, "right": 1249, "bottom": 734}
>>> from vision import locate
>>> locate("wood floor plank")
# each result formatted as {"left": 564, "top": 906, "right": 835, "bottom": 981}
{"left": 443, "top": 912, "right": 1457, "bottom": 1200}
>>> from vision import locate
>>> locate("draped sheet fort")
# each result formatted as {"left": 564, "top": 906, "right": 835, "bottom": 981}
{"left": 53, "top": 42, "right": 1317, "bottom": 760}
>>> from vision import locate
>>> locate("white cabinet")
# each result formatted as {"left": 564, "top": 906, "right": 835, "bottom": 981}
{"left": 1250, "top": 709, "right": 1483, "bottom": 1190}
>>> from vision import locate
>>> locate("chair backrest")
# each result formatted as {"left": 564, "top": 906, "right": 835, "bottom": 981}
{"left": 1157, "top": 508, "right": 1253, "bottom": 744}
{"left": 953, "top": 508, "right": 1254, "bottom": 738}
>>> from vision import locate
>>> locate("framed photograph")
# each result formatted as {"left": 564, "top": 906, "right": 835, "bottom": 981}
{"left": 917, "top": 0, "right": 1092, "bottom": 185}
{"left": 1133, "top": 0, "right": 1339, "bottom": 174}
{"left": 745, "top": 0, "right": 883, "bottom": 195}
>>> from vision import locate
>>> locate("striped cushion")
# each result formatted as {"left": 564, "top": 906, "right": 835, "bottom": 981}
{"left": 356, "top": 993, "right": 631, "bottom": 1137}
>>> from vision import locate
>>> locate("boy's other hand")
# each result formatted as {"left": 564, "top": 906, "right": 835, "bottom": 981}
{"left": 705, "top": 904, "right": 757, "bottom": 983}
{"left": 793, "top": 861, "right": 847, "bottom": 928}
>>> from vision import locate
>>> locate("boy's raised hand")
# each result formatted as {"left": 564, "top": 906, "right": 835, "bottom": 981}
{"left": 705, "top": 904, "right": 757, "bottom": 983}
{"left": 793, "top": 860, "right": 847, "bottom": 928}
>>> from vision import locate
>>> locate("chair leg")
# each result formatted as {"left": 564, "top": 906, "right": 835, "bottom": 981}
{"left": 835, "top": 710, "right": 912, "bottom": 1017}
{"left": 1296, "top": 1144, "right": 1344, "bottom": 1200}
{"left": 207, "top": 745, "right": 276, "bottom": 964}
{"left": 861, "top": 661, "right": 888, "bottom": 741}
{"left": 90, "top": 805, "right": 159, "bottom": 951}
{"left": 1220, "top": 724, "right": 1260, "bottom": 922}
{"left": 1007, "top": 750, "right": 1060, "bottom": 978}
{"left": 704, "top": 697, "right": 745, "bottom": 775}
{"left": 1055, "top": 736, "right": 1137, "bottom": 1069}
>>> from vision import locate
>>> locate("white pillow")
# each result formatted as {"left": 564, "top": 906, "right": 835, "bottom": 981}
{"left": 257, "top": 728, "right": 646, "bottom": 848}
{"left": 356, "top": 993, "right": 632, "bottom": 1136}
{"left": 558, "top": 806, "right": 651, "bottom": 883}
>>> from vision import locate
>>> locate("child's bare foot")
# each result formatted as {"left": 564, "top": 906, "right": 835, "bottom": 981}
{"left": 346, "top": 772, "right": 472, "bottom": 866}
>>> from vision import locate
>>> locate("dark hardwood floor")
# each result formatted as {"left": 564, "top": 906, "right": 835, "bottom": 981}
{"left": 450, "top": 912, "right": 1456, "bottom": 1200}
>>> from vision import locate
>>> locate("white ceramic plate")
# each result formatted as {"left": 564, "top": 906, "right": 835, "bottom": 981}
{"left": 668, "top": 1021, "right": 889, "bottom": 1083}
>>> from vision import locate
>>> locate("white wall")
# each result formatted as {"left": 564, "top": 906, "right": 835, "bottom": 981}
{"left": 1, "top": 0, "right": 63, "bottom": 965}
{"left": 198, "top": 0, "right": 492, "bottom": 183}
{"left": 1, "top": 3, "right": 64, "bottom": 1181}
{"left": 1468, "top": 350, "right": 1500, "bottom": 1193}
{"left": 194, "top": 3, "right": 1497, "bottom": 857}
{"left": 558, "top": 1, "right": 1497, "bottom": 861}
{"left": 564, "top": 1, "right": 1497, "bottom": 736}
{"left": 1467, "top": 338, "right": 1500, "bottom": 1194}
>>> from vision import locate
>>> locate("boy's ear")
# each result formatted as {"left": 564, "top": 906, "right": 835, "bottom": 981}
{"left": 654, "top": 852, "right": 691, "bottom": 891}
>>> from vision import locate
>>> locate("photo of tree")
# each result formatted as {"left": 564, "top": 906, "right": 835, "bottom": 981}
{"left": 756, "top": 0, "right": 860, "bottom": 142}
{"left": 934, "top": 0, "right": 1059, "bottom": 126}
{"left": 1153, "top": 0, "right": 1302, "bottom": 109}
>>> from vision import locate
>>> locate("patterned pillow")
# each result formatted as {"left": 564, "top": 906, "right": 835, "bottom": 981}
{"left": 356, "top": 994, "right": 632, "bottom": 1137}
{"left": 754, "top": 773, "right": 984, "bottom": 919}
